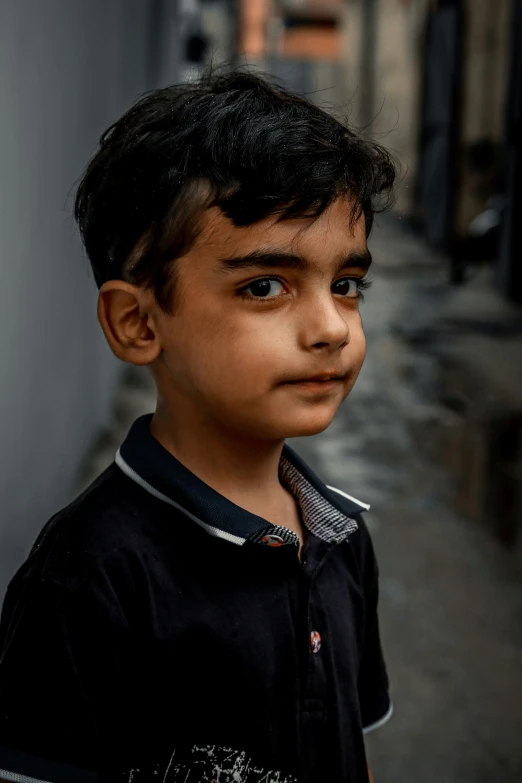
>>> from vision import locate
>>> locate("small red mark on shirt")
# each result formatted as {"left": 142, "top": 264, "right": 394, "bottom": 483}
{"left": 310, "top": 630, "right": 322, "bottom": 653}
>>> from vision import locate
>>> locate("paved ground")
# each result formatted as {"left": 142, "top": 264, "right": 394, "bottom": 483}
{"left": 80, "top": 216, "right": 522, "bottom": 782}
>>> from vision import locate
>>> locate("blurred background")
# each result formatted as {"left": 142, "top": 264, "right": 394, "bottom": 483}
{"left": 1, "top": 0, "right": 521, "bottom": 780}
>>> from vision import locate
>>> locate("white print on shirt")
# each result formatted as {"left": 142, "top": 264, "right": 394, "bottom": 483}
{"left": 126, "top": 744, "right": 298, "bottom": 782}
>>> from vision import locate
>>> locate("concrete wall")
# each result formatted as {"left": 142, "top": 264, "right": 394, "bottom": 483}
{"left": 372, "top": 0, "right": 430, "bottom": 215}
{"left": 343, "top": 0, "right": 513, "bottom": 230}
{"left": 455, "top": 0, "right": 513, "bottom": 236}
{"left": 343, "top": 0, "right": 430, "bottom": 217}
{"left": 0, "top": 0, "right": 178, "bottom": 597}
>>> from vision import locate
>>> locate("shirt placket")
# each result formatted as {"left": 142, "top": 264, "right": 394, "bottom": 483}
{"left": 292, "top": 538, "right": 338, "bottom": 780}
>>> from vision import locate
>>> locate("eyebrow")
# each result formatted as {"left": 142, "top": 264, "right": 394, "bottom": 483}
{"left": 219, "top": 249, "right": 373, "bottom": 276}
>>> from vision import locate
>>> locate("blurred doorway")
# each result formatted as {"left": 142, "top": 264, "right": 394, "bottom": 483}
{"left": 499, "top": 0, "right": 522, "bottom": 302}
{"left": 417, "top": 0, "right": 463, "bottom": 250}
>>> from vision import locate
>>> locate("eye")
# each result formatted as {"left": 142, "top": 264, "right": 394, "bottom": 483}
{"left": 240, "top": 278, "right": 285, "bottom": 299}
{"left": 332, "top": 277, "right": 372, "bottom": 300}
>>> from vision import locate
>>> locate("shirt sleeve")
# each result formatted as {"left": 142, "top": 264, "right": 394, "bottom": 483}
{"left": 0, "top": 574, "right": 124, "bottom": 783}
{"left": 355, "top": 518, "right": 393, "bottom": 734}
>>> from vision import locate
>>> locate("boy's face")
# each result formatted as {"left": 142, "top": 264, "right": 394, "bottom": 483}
{"left": 150, "top": 196, "right": 369, "bottom": 440}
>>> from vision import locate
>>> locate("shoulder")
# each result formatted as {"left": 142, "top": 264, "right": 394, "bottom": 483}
{"left": 2, "top": 462, "right": 183, "bottom": 637}
{"left": 12, "top": 462, "right": 170, "bottom": 592}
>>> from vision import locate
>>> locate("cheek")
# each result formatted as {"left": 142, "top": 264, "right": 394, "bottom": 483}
{"left": 347, "top": 308, "right": 366, "bottom": 348}
{"left": 171, "top": 311, "right": 288, "bottom": 392}
{"left": 214, "top": 317, "right": 290, "bottom": 384}
{"left": 345, "top": 318, "right": 366, "bottom": 381}
{"left": 354, "top": 328, "right": 366, "bottom": 364}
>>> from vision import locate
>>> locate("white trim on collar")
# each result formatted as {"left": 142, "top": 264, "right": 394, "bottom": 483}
{"left": 0, "top": 769, "right": 54, "bottom": 783}
{"left": 116, "top": 446, "right": 368, "bottom": 548}
{"left": 115, "top": 448, "right": 247, "bottom": 546}
{"left": 326, "top": 485, "right": 371, "bottom": 511}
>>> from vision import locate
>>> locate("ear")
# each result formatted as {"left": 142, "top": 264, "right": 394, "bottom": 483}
{"left": 97, "top": 281, "right": 162, "bottom": 366}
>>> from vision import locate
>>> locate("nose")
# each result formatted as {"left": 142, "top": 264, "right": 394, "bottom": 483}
{"left": 300, "top": 292, "right": 350, "bottom": 352}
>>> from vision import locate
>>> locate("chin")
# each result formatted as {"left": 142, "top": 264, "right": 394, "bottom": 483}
{"left": 280, "top": 411, "right": 338, "bottom": 438}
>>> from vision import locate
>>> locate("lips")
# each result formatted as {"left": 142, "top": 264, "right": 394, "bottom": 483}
{"left": 284, "top": 372, "right": 347, "bottom": 383}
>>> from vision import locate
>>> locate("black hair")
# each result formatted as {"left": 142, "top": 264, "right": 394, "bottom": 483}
{"left": 74, "top": 69, "right": 396, "bottom": 313}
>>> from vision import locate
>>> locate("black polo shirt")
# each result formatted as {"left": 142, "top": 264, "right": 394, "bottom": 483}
{"left": 0, "top": 413, "right": 392, "bottom": 783}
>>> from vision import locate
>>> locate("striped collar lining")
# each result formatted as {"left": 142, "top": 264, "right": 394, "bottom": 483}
{"left": 247, "top": 457, "right": 360, "bottom": 547}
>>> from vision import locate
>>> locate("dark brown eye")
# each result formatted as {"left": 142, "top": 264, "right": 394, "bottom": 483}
{"left": 243, "top": 279, "right": 284, "bottom": 298}
{"left": 332, "top": 278, "right": 359, "bottom": 298}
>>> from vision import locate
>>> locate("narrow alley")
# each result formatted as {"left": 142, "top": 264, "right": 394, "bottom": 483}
{"left": 3, "top": 2, "right": 522, "bottom": 782}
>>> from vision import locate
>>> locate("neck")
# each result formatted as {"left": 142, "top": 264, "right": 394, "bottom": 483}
{"left": 149, "top": 400, "right": 288, "bottom": 515}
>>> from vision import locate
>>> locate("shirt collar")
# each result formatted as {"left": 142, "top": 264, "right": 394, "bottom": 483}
{"left": 116, "top": 414, "right": 368, "bottom": 548}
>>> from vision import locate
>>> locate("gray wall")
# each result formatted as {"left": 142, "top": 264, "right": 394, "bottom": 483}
{"left": 0, "top": 0, "right": 179, "bottom": 597}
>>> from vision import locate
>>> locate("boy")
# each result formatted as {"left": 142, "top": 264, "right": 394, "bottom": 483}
{"left": 0, "top": 70, "right": 395, "bottom": 783}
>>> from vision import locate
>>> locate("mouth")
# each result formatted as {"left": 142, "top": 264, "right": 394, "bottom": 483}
{"left": 281, "top": 371, "right": 349, "bottom": 393}
{"left": 284, "top": 371, "right": 348, "bottom": 384}
{"left": 283, "top": 375, "right": 346, "bottom": 396}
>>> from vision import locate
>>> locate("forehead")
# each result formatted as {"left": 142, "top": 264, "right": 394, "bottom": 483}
{"left": 192, "top": 197, "right": 368, "bottom": 261}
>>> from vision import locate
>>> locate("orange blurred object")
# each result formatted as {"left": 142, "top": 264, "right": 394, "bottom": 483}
{"left": 281, "top": 27, "right": 340, "bottom": 60}
{"left": 240, "top": 0, "right": 270, "bottom": 57}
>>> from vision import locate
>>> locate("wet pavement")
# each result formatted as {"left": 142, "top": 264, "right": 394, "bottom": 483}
{"left": 81, "top": 216, "right": 522, "bottom": 782}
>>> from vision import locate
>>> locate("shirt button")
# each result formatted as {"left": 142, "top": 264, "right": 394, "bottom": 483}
{"left": 262, "top": 534, "right": 286, "bottom": 547}
{"left": 310, "top": 630, "right": 322, "bottom": 654}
